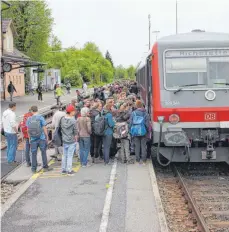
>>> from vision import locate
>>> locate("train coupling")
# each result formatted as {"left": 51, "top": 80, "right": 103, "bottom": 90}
{"left": 202, "top": 129, "right": 218, "bottom": 160}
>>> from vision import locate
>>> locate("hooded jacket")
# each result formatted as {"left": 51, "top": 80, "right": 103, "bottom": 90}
{"left": 60, "top": 116, "right": 77, "bottom": 144}
{"left": 103, "top": 109, "right": 115, "bottom": 136}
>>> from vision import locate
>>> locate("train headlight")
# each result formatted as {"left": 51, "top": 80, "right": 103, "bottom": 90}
{"left": 205, "top": 90, "right": 216, "bottom": 101}
{"left": 169, "top": 114, "right": 180, "bottom": 124}
{"left": 157, "top": 116, "right": 165, "bottom": 124}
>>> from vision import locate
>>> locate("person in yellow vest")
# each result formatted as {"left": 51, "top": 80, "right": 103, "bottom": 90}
{"left": 55, "top": 84, "right": 65, "bottom": 106}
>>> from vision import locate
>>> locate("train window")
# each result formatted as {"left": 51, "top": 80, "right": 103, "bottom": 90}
{"left": 208, "top": 57, "right": 229, "bottom": 87}
{"left": 165, "top": 58, "right": 207, "bottom": 88}
{"left": 166, "top": 58, "right": 207, "bottom": 73}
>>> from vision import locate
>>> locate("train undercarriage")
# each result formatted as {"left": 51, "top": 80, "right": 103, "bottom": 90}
{"left": 152, "top": 127, "right": 229, "bottom": 166}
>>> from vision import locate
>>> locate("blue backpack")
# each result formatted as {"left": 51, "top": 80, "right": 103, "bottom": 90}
{"left": 130, "top": 111, "right": 147, "bottom": 137}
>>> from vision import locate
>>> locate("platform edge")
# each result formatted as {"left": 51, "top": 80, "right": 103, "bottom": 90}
{"left": 148, "top": 162, "right": 169, "bottom": 232}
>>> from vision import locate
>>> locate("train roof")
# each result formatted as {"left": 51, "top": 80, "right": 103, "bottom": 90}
{"left": 137, "top": 31, "right": 229, "bottom": 71}
{"left": 157, "top": 31, "right": 229, "bottom": 45}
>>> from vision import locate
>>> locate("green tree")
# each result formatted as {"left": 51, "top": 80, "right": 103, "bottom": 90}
{"left": 49, "top": 34, "right": 62, "bottom": 51}
{"left": 115, "top": 65, "right": 128, "bottom": 79}
{"left": 126, "top": 65, "right": 136, "bottom": 79}
{"left": 105, "top": 50, "right": 114, "bottom": 67}
{"left": 3, "top": 0, "right": 53, "bottom": 61}
{"left": 44, "top": 41, "right": 115, "bottom": 86}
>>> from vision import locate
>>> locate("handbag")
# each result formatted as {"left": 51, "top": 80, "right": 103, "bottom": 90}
{"left": 1, "top": 127, "right": 5, "bottom": 136}
{"left": 52, "top": 116, "right": 64, "bottom": 146}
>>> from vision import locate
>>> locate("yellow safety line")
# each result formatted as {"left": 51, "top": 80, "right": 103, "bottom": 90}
{"left": 31, "top": 159, "right": 81, "bottom": 179}
{"left": 31, "top": 159, "right": 58, "bottom": 179}
{"left": 39, "top": 175, "right": 68, "bottom": 179}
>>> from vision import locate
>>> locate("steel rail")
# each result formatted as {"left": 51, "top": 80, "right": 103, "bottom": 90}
{"left": 172, "top": 165, "right": 210, "bottom": 232}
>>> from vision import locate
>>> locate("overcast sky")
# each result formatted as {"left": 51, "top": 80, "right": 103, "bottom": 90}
{"left": 47, "top": 0, "right": 229, "bottom": 67}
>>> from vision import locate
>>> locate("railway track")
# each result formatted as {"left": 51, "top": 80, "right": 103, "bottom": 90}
{"left": 154, "top": 160, "right": 229, "bottom": 232}
{"left": 174, "top": 163, "right": 229, "bottom": 232}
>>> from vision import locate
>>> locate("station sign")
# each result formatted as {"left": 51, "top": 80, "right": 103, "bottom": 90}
{"left": 165, "top": 49, "right": 229, "bottom": 58}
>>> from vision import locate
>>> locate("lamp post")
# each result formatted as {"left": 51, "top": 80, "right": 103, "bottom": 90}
{"left": 148, "top": 14, "right": 151, "bottom": 50}
{"left": 176, "top": 0, "right": 178, "bottom": 34}
{"left": 1, "top": 1, "right": 11, "bottom": 100}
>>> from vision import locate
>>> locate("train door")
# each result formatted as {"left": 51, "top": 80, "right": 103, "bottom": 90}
{"left": 146, "top": 55, "right": 152, "bottom": 117}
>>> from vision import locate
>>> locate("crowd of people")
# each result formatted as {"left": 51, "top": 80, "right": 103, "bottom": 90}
{"left": 2, "top": 81, "right": 152, "bottom": 176}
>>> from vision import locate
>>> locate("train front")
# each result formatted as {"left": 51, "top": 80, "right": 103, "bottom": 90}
{"left": 153, "top": 32, "right": 229, "bottom": 165}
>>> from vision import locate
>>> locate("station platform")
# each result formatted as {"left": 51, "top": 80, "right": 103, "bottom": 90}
{"left": 1, "top": 89, "right": 168, "bottom": 232}
{"left": 1, "top": 90, "right": 79, "bottom": 179}
{"left": 1, "top": 89, "right": 78, "bottom": 120}
{"left": 1, "top": 151, "right": 167, "bottom": 232}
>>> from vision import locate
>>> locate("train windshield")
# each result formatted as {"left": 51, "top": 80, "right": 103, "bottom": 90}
{"left": 164, "top": 49, "right": 229, "bottom": 90}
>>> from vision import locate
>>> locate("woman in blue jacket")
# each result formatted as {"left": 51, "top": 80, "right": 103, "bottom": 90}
{"left": 103, "top": 99, "right": 115, "bottom": 165}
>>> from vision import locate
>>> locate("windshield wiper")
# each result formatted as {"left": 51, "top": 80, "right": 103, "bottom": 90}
{"left": 214, "top": 83, "right": 229, "bottom": 86}
{"left": 173, "top": 84, "right": 206, "bottom": 94}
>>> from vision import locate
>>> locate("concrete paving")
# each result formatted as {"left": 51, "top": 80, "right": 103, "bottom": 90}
{"left": 1, "top": 160, "right": 163, "bottom": 232}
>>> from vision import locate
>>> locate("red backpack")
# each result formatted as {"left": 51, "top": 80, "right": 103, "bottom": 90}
{"left": 19, "top": 112, "right": 33, "bottom": 139}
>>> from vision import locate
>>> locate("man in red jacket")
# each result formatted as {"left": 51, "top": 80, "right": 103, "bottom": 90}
{"left": 19, "top": 110, "right": 33, "bottom": 167}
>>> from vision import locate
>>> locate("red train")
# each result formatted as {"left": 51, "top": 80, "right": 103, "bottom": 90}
{"left": 136, "top": 30, "right": 229, "bottom": 165}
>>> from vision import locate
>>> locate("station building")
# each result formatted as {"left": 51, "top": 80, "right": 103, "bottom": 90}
{"left": 1, "top": 18, "right": 45, "bottom": 100}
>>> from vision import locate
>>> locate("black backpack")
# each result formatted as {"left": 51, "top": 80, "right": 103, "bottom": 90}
{"left": 93, "top": 112, "right": 107, "bottom": 136}
{"left": 27, "top": 116, "right": 42, "bottom": 139}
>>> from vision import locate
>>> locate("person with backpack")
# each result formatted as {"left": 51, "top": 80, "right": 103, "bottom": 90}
{"left": 102, "top": 99, "right": 115, "bottom": 165}
{"left": 129, "top": 100, "right": 150, "bottom": 165}
{"left": 90, "top": 102, "right": 103, "bottom": 163}
{"left": 60, "top": 105, "right": 77, "bottom": 175}
{"left": 37, "top": 82, "right": 43, "bottom": 102}
{"left": 7, "top": 81, "right": 17, "bottom": 101}
{"left": 76, "top": 107, "right": 92, "bottom": 167}
{"left": 19, "top": 108, "right": 33, "bottom": 167}
{"left": 26, "top": 106, "right": 53, "bottom": 173}
{"left": 114, "top": 103, "right": 132, "bottom": 163}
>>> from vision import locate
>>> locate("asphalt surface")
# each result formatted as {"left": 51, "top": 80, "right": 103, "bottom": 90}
{"left": 1, "top": 161, "right": 161, "bottom": 232}
{"left": 1, "top": 149, "right": 24, "bottom": 179}
{"left": 1, "top": 89, "right": 77, "bottom": 119}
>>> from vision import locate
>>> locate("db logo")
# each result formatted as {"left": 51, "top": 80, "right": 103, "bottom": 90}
{"left": 205, "top": 113, "right": 217, "bottom": 121}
